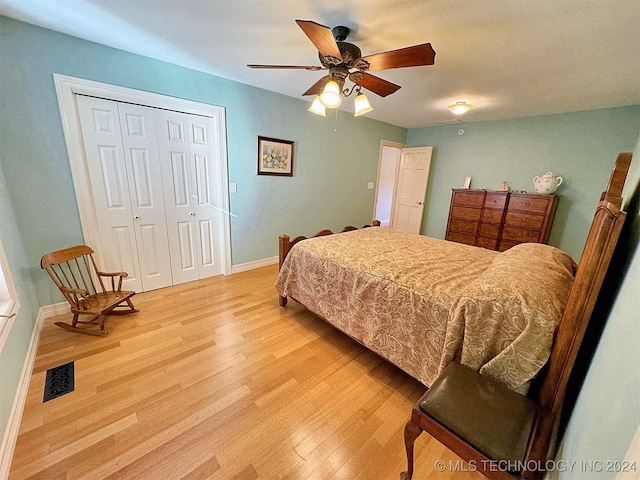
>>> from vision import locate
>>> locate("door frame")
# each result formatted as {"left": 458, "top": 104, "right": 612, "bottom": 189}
{"left": 54, "top": 74, "right": 232, "bottom": 275}
{"left": 373, "top": 140, "right": 405, "bottom": 225}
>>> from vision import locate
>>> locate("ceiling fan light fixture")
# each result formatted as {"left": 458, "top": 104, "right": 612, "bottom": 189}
{"left": 319, "top": 80, "right": 342, "bottom": 108}
{"left": 448, "top": 101, "right": 473, "bottom": 115}
{"left": 353, "top": 92, "right": 374, "bottom": 116}
{"left": 308, "top": 96, "right": 326, "bottom": 116}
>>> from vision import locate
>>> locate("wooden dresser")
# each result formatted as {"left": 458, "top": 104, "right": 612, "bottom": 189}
{"left": 445, "top": 189, "right": 558, "bottom": 251}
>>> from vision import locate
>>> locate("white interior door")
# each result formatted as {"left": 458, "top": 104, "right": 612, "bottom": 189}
{"left": 76, "top": 96, "right": 142, "bottom": 292}
{"left": 156, "top": 110, "right": 222, "bottom": 284}
{"left": 155, "top": 110, "right": 199, "bottom": 284}
{"left": 117, "top": 103, "right": 173, "bottom": 290}
{"left": 189, "top": 115, "right": 223, "bottom": 279}
{"left": 390, "top": 146, "right": 433, "bottom": 234}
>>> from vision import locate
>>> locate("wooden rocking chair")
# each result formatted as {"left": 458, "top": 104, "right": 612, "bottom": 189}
{"left": 41, "top": 245, "right": 139, "bottom": 336}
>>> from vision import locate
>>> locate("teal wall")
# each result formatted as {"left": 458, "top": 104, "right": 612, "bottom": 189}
{"left": 1, "top": 15, "right": 638, "bottom": 475}
{"left": 407, "top": 107, "right": 640, "bottom": 260}
{"left": 0, "top": 160, "right": 40, "bottom": 463}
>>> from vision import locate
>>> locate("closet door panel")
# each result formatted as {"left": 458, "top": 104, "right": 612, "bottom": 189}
{"left": 76, "top": 95, "right": 142, "bottom": 292}
{"left": 199, "top": 219, "right": 215, "bottom": 267}
{"left": 156, "top": 110, "right": 199, "bottom": 284}
{"left": 118, "top": 103, "right": 173, "bottom": 291}
{"left": 190, "top": 116, "right": 222, "bottom": 278}
{"left": 170, "top": 152, "right": 190, "bottom": 207}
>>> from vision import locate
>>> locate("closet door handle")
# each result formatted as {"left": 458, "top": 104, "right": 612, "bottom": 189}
{"left": 189, "top": 212, "right": 195, "bottom": 217}
{"left": 134, "top": 215, "right": 140, "bottom": 220}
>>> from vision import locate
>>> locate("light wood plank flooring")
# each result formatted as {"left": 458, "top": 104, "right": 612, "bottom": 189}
{"left": 10, "top": 264, "right": 483, "bottom": 479}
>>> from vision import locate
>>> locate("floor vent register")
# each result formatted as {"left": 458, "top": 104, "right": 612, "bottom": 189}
{"left": 43, "top": 361, "right": 75, "bottom": 402}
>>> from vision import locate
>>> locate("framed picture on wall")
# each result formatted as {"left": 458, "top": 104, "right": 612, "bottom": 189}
{"left": 257, "top": 136, "right": 294, "bottom": 176}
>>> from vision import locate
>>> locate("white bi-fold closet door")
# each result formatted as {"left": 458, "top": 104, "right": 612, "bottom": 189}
{"left": 76, "top": 95, "right": 223, "bottom": 292}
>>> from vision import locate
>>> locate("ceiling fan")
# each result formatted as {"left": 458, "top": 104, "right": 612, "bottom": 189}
{"left": 248, "top": 20, "right": 436, "bottom": 114}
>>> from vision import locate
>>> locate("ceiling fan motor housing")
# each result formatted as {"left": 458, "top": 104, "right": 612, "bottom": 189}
{"left": 319, "top": 41, "right": 363, "bottom": 68}
{"left": 318, "top": 26, "right": 367, "bottom": 69}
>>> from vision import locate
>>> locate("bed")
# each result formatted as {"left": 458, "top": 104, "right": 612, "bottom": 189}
{"left": 275, "top": 153, "right": 632, "bottom": 393}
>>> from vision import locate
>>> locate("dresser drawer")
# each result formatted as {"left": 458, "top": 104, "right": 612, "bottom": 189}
{"left": 504, "top": 212, "right": 545, "bottom": 230}
{"left": 484, "top": 192, "right": 508, "bottom": 209}
{"left": 450, "top": 205, "right": 482, "bottom": 221}
{"left": 507, "top": 195, "right": 554, "bottom": 214}
{"left": 446, "top": 231, "right": 477, "bottom": 246}
{"left": 479, "top": 223, "right": 501, "bottom": 238}
{"left": 498, "top": 240, "right": 519, "bottom": 251}
{"left": 476, "top": 237, "right": 499, "bottom": 250}
{"left": 452, "top": 190, "right": 485, "bottom": 207}
{"left": 482, "top": 209, "right": 504, "bottom": 224}
{"left": 449, "top": 219, "right": 479, "bottom": 234}
{"left": 501, "top": 226, "right": 543, "bottom": 243}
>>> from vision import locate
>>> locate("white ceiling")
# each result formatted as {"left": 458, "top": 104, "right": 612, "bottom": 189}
{"left": 1, "top": 0, "right": 639, "bottom": 128}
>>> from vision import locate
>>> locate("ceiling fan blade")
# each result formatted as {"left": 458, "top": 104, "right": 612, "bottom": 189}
{"left": 302, "top": 75, "right": 331, "bottom": 96}
{"left": 295, "top": 20, "right": 342, "bottom": 60}
{"left": 247, "top": 64, "right": 326, "bottom": 71}
{"left": 361, "top": 43, "right": 436, "bottom": 71}
{"left": 354, "top": 72, "right": 401, "bottom": 97}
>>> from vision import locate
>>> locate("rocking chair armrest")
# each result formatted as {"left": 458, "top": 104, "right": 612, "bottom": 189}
{"left": 96, "top": 270, "right": 128, "bottom": 292}
{"left": 59, "top": 285, "right": 91, "bottom": 297}
{"left": 96, "top": 270, "right": 129, "bottom": 278}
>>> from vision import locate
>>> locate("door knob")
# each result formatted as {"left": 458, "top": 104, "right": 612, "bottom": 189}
{"left": 416, "top": 201, "right": 424, "bottom": 205}
{"left": 134, "top": 215, "right": 140, "bottom": 220}
{"left": 189, "top": 212, "right": 195, "bottom": 217}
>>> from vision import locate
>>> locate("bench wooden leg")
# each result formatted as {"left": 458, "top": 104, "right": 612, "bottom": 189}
{"left": 279, "top": 295, "right": 288, "bottom": 307}
{"left": 400, "top": 419, "right": 423, "bottom": 480}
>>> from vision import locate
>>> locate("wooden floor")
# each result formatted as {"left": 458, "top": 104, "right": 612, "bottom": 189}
{"left": 10, "top": 264, "right": 483, "bottom": 480}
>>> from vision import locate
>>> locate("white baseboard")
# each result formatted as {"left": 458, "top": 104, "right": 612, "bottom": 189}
{"left": 38, "top": 302, "right": 70, "bottom": 318}
{"left": 0, "top": 304, "right": 61, "bottom": 479}
{"left": 231, "top": 256, "right": 278, "bottom": 274}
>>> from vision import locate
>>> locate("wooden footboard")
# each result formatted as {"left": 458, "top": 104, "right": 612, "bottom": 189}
{"left": 277, "top": 220, "right": 380, "bottom": 306}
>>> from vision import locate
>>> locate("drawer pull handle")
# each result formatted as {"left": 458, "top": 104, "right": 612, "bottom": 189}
{"left": 517, "top": 233, "right": 523, "bottom": 238}
{"left": 462, "top": 210, "right": 468, "bottom": 215}
{"left": 525, "top": 201, "right": 531, "bottom": 207}
{"left": 521, "top": 218, "right": 528, "bottom": 223}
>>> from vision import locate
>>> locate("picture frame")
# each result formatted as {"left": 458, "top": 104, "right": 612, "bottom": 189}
{"left": 463, "top": 176, "right": 472, "bottom": 188}
{"left": 257, "top": 136, "right": 294, "bottom": 176}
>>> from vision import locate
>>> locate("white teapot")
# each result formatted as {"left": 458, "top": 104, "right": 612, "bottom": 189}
{"left": 533, "top": 172, "right": 563, "bottom": 194}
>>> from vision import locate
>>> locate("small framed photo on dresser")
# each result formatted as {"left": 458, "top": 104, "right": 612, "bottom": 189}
{"left": 257, "top": 136, "right": 294, "bottom": 176}
{"left": 463, "top": 176, "right": 472, "bottom": 188}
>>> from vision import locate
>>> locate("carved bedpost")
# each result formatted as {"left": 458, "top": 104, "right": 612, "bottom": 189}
{"left": 279, "top": 234, "right": 290, "bottom": 270}
{"left": 278, "top": 234, "right": 290, "bottom": 307}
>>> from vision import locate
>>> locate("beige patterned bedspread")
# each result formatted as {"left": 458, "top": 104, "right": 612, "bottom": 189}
{"left": 275, "top": 227, "right": 575, "bottom": 389}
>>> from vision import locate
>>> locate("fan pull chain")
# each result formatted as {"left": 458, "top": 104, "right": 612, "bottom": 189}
{"left": 333, "top": 108, "right": 338, "bottom": 133}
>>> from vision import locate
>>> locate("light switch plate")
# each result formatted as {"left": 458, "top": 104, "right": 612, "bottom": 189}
{"left": 367, "top": 182, "right": 375, "bottom": 190}
{"left": 230, "top": 182, "right": 237, "bottom": 193}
